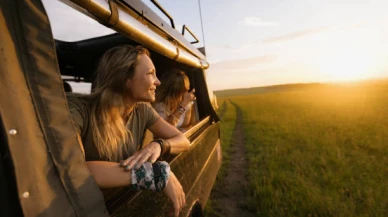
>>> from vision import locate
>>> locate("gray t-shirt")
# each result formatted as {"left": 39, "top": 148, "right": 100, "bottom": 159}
{"left": 67, "top": 94, "right": 160, "bottom": 161}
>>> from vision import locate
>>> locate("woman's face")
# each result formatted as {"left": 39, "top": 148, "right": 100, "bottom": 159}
{"left": 184, "top": 78, "right": 190, "bottom": 92}
{"left": 180, "top": 78, "right": 190, "bottom": 98}
{"left": 126, "top": 54, "right": 160, "bottom": 103}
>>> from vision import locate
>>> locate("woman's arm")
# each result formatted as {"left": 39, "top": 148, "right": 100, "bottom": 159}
{"left": 86, "top": 162, "right": 185, "bottom": 216}
{"left": 149, "top": 117, "right": 190, "bottom": 154}
{"left": 120, "top": 117, "right": 189, "bottom": 170}
{"left": 163, "top": 171, "right": 186, "bottom": 217}
{"left": 75, "top": 133, "right": 131, "bottom": 188}
{"left": 181, "top": 107, "right": 191, "bottom": 128}
{"left": 86, "top": 161, "right": 131, "bottom": 188}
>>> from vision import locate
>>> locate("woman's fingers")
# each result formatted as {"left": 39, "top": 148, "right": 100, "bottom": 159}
{"left": 183, "top": 89, "right": 196, "bottom": 104}
{"left": 163, "top": 172, "right": 186, "bottom": 217}
{"left": 123, "top": 142, "right": 161, "bottom": 170}
{"left": 172, "top": 175, "right": 185, "bottom": 216}
{"left": 178, "top": 180, "right": 185, "bottom": 212}
{"left": 180, "top": 187, "right": 186, "bottom": 208}
{"left": 125, "top": 154, "right": 143, "bottom": 170}
{"left": 149, "top": 153, "right": 159, "bottom": 164}
{"left": 173, "top": 193, "right": 180, "bottom": 217}
{"left": 189, "top": 89, "right": 195, "bottom": 100}
{"left": 120, "top": 155, "right": 134, "bottom": 167}
{"left": 135, "top": 153, "right": 152, "bottom": 169}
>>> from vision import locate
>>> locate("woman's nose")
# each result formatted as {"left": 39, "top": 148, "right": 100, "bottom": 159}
{"left": 155, "top": 78, "right": 161, "bottom": 86}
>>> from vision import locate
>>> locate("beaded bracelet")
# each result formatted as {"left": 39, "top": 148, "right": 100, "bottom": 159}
{"left": 178, "top": 105, "right": 186, "bottom": 114}
{"left": 131, "top": 161, "right": 170, "bottom": 192}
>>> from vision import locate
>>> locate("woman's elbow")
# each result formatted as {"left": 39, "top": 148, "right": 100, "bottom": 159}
{"left": 182, "top": 136, "right": 190, "bottom": 151}
{"left": 86, "top": 162, "right": 103, "bottom": 187}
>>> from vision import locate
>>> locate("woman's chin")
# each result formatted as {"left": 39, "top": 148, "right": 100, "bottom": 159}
{"left": 144, "top": 95, "right": 156, "bottom": 103}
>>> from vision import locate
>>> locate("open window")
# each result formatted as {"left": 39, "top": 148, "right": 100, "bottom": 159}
{"left": 45, "top": 0, "right": 221, "bottom": 215}
{"left": 55, "top": 32, "right": 213, "bottom": 132}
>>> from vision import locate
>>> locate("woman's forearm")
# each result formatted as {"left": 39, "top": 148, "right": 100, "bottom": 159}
{"left": 166, "top": 133, "right": 190, "bottom": 154}
{"left": 149, "top": 118, "right": 190, "bottom": 155}
{"left": 181, "top": 108, "right": 192, "bottom": 128}
{"left": 86, "top": 161, "right": 131, "bottom": 188}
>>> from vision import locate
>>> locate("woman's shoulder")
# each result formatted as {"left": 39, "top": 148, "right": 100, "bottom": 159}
{"left": 152, "top": 102, "right": 166, "bottom": 110}
{"left": 133, "top": 103, "right": 160, "bottom": 121}
{"left": 135, "top": 102, "right": 154, "bottom": 112}
{"left": 66, "top": 93, "right": 90, "bottom": 112}
{"left": 66, "top": 92, "right": 85, "bottom": 101}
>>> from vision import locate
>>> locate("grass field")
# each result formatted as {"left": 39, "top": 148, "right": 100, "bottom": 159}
{"left": 213, "top": 79, "right": 388, "bottom": 217}
{"left": 205, "top": 98, "right": 237, "bottom": 216}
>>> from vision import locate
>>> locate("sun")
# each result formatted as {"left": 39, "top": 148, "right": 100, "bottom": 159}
{"left": 312, "top": 27, "right": 381, "bottom": 82}
{"left": 317, "top": 49, "right": 373, "bottom": 81}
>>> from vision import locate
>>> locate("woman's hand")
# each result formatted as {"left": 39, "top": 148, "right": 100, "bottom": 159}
{"left": 120, "top": 142, "right": 161, "bottom": 170}
{"left": 181, "top": 89, "right": 196, "bottom": 108}
{"left": 163, "top": 172, "right": 186, "bottom": 217}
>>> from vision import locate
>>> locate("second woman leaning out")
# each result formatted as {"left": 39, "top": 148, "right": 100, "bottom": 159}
{"left": 153, "top": 69, "right": 196, "bottom": 131}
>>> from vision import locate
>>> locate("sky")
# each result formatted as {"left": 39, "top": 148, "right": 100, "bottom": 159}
{"left": 43, "top": 0, "right": 388, "bottom": 90}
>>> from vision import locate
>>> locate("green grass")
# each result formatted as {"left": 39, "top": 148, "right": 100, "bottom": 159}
{"left": 215, "top": 98, "right": 236, "bottom": 179}
{"left": 217, "top": 80, "right": 388, "bottom": 217}
{"left": 204, "top": 99, "right": 236, "bottom": 216}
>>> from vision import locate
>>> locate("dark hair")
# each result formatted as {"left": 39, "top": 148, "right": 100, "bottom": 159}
{"left": 154, "top": 69, "right": 189, "bottom": 111}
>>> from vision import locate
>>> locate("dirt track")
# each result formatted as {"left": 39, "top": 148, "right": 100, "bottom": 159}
{"left": 217, "top": 100, "right": 228, "bottom": 119}
{"left": 206, "top": 100, "right": 255, "bottom": 217}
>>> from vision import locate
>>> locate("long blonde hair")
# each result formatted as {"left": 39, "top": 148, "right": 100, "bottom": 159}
{"left": 154, "top": 69, "right": 189, "bottom": 112}
{"left": 82, "top": 45, "right": 149, "bottom": 161}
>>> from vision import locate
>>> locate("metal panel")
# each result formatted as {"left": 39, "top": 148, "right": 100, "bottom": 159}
{"left": 120, "top": 0, "right": 206, "bottom": 59}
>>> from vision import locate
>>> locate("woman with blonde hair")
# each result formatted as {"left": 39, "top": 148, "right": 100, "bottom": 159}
{"left": 153, "top": 69, "right": 196, "bottom": 131}
{"left": 67, "top": 45, "right": 189, "bottom": 217}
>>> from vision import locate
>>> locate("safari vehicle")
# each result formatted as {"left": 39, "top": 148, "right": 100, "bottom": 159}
{"left": 0, "top": 0, "right": 221, "bottom": 216}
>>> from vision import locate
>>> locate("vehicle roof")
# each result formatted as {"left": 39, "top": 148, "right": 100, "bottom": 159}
{"left": 59, "top": 0, "right": 209, "bottom": 69}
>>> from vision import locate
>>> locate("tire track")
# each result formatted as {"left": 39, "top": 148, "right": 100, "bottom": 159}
{"left": 206, "top": 100, "right": 255, "bottom": 217}
{"left": 217, "top": 100, "right": 228, "bottom": 120}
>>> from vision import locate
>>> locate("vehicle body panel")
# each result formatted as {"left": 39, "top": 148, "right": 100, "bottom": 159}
{"left": 104, "top": 123, "right": 221, "bottom": 216}
{"left": 0, "top": 0, "right": 108, "bottom": 216}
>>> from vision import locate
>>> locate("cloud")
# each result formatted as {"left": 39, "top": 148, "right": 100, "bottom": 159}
{"left": 210, "top": 55, "right": 277, "bottom": 71}
{"left": 262, "top": 26, "right": 332, "bottom": 44}
{"left": 242, "top": 17, "right": 279, "bottom": 27}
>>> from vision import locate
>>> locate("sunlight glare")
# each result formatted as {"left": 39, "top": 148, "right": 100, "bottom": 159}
{"left": 314, "top": 27, "right": 381, "bottom": 82}
{"left": 318, "top": 49, "right": 373, "bottom": 81}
